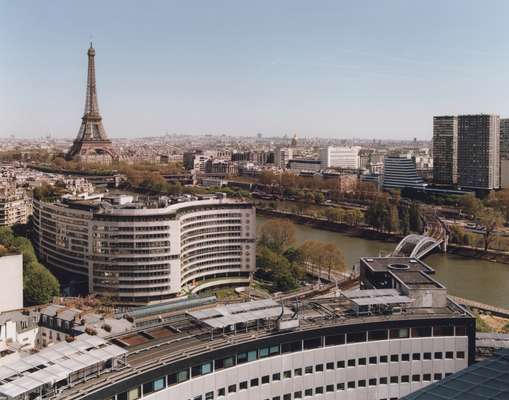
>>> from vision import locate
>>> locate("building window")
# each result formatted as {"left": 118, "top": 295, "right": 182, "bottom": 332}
{"left": 401, "top": 375, "right": 410, "bottom": 383}
{"left": 412, "top": 353, "right": 421, "bottom": 361}
{"left": 380, "top": 355, "right": 388, "bottom": 363}
{"left": 347, "top": 381, "right": 356, "bottom": 389}
{"left": 305, "top": 366, "right": 313, "bottom": 374}
{"left": 294, "top": 368, "right": 302, "bottom": 376}
{"left": 325, "top": 334, "right": 345, "bottom": 346}
{"left": 239, "top": 381, "right": 248, "bottom": 390}
{"left": 358, "top": 357, "right": 366, "bottom": 366}
{"left": 369, "top": 378, "right": 377, "bottom": 386}
{"left": 433, "top": 326, "right": 454, "bottom": 336}
{"left": 379, "top": 377, "right": 388, "bottom": 385}
{"left": 401, "top": 353, "right": 410, "bottom": 361}
{"left": 423, "top": 374, "right": 432, "bottom": 381}
{"left": 262, "top": 375, "right": 270, "bottom": 384}
{"left": 284, "top": 370, "right": 292, "bottom": 378}
{"left": 457, "top": 351, "right": 465, "bottom": 359}
{"left": 205, "top": 392, "right": 213, "bottom": 400}
{"left": 346, "top": 331, "right": 366, "bottom": 343}
{"left": 217, "top": 388, "right": 225, "bottom": 398}
{"left": 282, "top": 341, "right": 302, "bottom": 353}
{"left": 337, "top": 383, "right": 345, "bottom": 391}
{"left": 434, "top": 373, "right": 442, "bottom": 381}
{"left": 326, "top": 385, "right": 334, "bottom": 392}
{"left": 455, "top": 326, "right": 467, "bottom": 336}
{"left": 412, "top": 375, "right": 420, "bottom": 382}
{"left": 411, "top": 327, "right": 432, "bottom": 337}
{"left": 272, "top": 373, "right": 281, "bottom": 381}
{"left": 315, "top": 364, "right": 324, "bottom": 372}
{"left": 347, "top": 359, "right": 356, "bottom": 367}
{"left": 337, "top": 360, "right": 345, "bottom": 368}
{"left": 368, "top": 330, "right": 388, "bottom": 341}
{"left": 228, "top": 384, "right": 236, "bottom": 393}
{"left": 326, "top": 362, "right": 334, "bottom": 370}
{"left": 294, "top": 391, "right": 302, "bottom": 399}
{"left": 358, "top": 380, "right": 366, "bottom": 387}
{"left": 390, "top": 354, "right": 399, "bottom": 362}
{"left": 390, "top": 376, "right": 399, "bottom": 384}
{"left": 389, "top": 328, "right": 409, "bottom": 338}
{"left": 303, "top": 337, "right": 322, "bottom": 349}
{"left": 423, "top": 352, "right": 432, "bottom": 360}
{"left": 369, "top": 356, "right": 377, "bottom": 364}
{"left": 250, "top": 378, "right": 259, "bottom": 387}
{"left": 434, "top": 352, "right": 443, "bottom": 359}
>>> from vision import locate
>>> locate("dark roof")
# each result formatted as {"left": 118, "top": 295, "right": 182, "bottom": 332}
{"left": 403, "top": 349, "right": 509, "bottom": 400}
{"left": 361, "top": 257, "right": 434, "bottom": 273}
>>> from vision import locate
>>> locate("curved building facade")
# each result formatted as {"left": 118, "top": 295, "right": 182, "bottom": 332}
{"left": 30, "top": 294, "right": 474, "bottom": 400}
{"left": 32, "top": 194, "right": 255, "bottom": 304}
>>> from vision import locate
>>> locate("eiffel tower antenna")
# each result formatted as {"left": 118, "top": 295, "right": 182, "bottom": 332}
{"left": 66, "top": 43, "right": 117, "bottom": 163}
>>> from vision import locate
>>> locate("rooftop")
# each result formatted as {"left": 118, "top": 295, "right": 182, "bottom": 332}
{"left": 403, "top": 349, "right": 509, "bottom": 400}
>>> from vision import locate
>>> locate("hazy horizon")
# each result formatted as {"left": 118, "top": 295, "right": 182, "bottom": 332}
{"left": 3, "top": 0, "right": 509, "bottom": 140}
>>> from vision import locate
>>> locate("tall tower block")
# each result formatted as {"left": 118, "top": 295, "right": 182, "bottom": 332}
{"left": 66, "top": 44, "right": 117, "bottom": 163}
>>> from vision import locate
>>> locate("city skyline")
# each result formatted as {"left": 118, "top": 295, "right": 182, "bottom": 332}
{"left": 3, "top": 0, "right": 509, "bottom": 140}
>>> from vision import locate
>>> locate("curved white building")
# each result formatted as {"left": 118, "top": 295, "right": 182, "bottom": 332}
{"left": 32, "top": 194, "right": 256, "bottom": 304}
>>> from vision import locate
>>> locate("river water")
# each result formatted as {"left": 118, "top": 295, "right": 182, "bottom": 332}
{"left": 257, "top": 215, "right": 509, "bottom": 308}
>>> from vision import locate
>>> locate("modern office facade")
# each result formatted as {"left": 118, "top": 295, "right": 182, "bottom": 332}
{"left": 382, "top": 156, "right": 426, "bottom": 189}
{"left": 432, "top": 116, "right": 458, "bottom": 185}
{"left": 9, "top": 256, "right": 475, "bottom": 400}
{"left": 320, "top": 146, "right": 361, "bottom": 169}
{"left": 457, "top": 114, "right": 500, "bottom": 190}
{"left": 32, "top": 194, "right": 256, "bottom": 304}
{"left": 500, "top": 118, "right": 509, "bottom": 188}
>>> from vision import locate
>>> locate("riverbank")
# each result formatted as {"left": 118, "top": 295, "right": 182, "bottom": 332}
{"left": 256, "top": 207, "right": 403, "bottom": 243}
{"left": 257, "top": 206, "right": 509, "bottom": 265}
{"left": 447, "top": 244, "right": 509, "bottom": 265}
{"left": 257, "top": 214, "right": 509, "bottom": 308}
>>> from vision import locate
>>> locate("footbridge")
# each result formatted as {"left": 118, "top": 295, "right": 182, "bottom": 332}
{"left": 391, "top": 207, "right": 448, "bottom": 259}
{"left": 391, "top": 234, "right": 444, "bottom": 259}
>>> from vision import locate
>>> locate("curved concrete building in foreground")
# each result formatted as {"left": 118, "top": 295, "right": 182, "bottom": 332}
{"left": 32, "top": 194, "right": 256, "bottom": 304}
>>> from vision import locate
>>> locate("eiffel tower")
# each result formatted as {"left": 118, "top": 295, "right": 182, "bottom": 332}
{"left": 66, "top": 43, "right": 117, "bottom": 163}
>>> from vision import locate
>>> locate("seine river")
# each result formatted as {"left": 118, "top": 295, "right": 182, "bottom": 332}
{"left": 257, "top": 215, "right": 509, "bottom": 308}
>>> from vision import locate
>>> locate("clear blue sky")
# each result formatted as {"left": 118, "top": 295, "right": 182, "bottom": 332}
{"left": 2, "top": 0, "right": 509, "bottom": 140}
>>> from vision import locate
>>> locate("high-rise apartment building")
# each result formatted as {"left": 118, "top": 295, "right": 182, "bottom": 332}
{"left": 500, "top": 118, "right": 509, "bottom": 188}
{"left": 33, "top": 194, "right": 256, "bottom": 305}
{"left": 457, "top": 114, "right": 500, "bottom": 190}
{"left": 433, "top": 114, "right": 500, "bottom": 190}
{"left": 320, "top": 146, "right": 361, "bottom": 169}
{"left": 433, "top": 116, "right": 458, "bottom": 185}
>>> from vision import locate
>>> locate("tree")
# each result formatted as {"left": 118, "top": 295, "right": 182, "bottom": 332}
{"left": 314, "top": 192, "right": 325, "bottom": 204}
{"left": 460, "top": 194, "right": 482, "bottom": 218}
{"left": 255, "top": 246, "right": 298, "bottom": 291}
{"left": 486, "top": 189, "right": 509, "bottom": 222}
{"left": 0, "top": 226, "right": 60, "bottom": 305}
{"left": 296, "top": 240, "right": 323, "bottom": 278}
{"left": 324, "top": 207, "right": 344, "bottom": 223}
{"left": 399, "top": 204, "right": 410, "bottom": 235}
{"left": 259, "top": 219, "right": 296, "bottom": 254}
{"left": 409, "top": 202, "right": 423, "bottom": 233}
{"left": 478, "top": 208, "right": 504, "bottom": 251}
{"left": 384, "top": 205, "right": 400, "bottom": 233}
{"left": 320, "top": 243, "right": 346, "bottom": 280}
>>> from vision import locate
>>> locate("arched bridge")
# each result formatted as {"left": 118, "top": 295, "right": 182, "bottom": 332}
{"left": 391, "top": 234, "right": 444, "bottom": 259}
